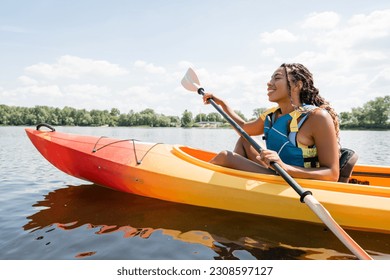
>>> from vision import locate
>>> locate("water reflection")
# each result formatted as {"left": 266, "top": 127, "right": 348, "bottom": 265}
{"left": 24, "top": 184, "right": 390, "bottom": 260}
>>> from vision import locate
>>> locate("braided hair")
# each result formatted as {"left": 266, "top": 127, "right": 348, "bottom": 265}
{"left": 281, "top": 63, "right": 340, "bottom": 141}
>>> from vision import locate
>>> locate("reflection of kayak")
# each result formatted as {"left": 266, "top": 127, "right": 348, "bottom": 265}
{"left": 25, "top": 126, "right": 390, "bottom": 233}
{"left": 24, "top": 185, "right": 390, "bottom": 259}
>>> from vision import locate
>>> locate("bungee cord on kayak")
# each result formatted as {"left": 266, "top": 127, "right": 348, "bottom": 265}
{"left": 36, "top": 123, "right": 163, "bottom": 165}
{"left": 91, "top": 136, "right": 162, "bottom": 165}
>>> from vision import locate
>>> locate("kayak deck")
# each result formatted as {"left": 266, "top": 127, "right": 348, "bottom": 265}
{"left": 174, "top": 146, "right": 390, "bottom": 195}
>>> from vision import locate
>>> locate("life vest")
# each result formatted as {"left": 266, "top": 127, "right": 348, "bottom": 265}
{"left": 260, "top": 105, "right": 320, "bottom": 168}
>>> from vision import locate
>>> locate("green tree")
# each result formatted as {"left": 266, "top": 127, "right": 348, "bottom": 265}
{"left": 139, "top": 108, "right": 157, "bottom": 126}
{"left": 75, "top": 109, "right": 91, "bottom": 126}
{"left": 181, "top": 110, "right": 193, "bottom": 127}
{"left": 109, "top": 108, "right": 120, "bottom": 126}
{"left": 194, "top": 113, "right": 207, "bottom": 123}
{"left": 62, "top": 107, "right": 77, "bottom": 125}
{"left": 169, "top": 116, "right": 181, "bottom": 127}
{"left": 110, "top": 108, "right": 120, "bottom": 117}
{"left": 0, "top": 105, "right": 11, "bottom": 125}
{"left": 363, "top": 96, "right": 389, "bottom": 126}
{"left": 339, "top": 95, "right": 389, "bottom": 129}
{"left": 33, "top": 106, "right": 50, "bottom": 124}
{"left": 206, "top": 112, "right": 222, "bottom": 122}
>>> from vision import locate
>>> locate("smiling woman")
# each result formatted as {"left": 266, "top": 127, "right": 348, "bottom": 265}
{"left": 202, "top": 63, "right": 340, "bottom": 182}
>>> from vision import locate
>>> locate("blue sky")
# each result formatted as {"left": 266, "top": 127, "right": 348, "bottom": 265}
{"left": 1, "top": 0, "right": 389, "bottom": 118}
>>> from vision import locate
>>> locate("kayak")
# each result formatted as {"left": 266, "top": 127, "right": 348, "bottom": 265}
{"left": 25, "top": 126, "right": 390, "bottom": 233}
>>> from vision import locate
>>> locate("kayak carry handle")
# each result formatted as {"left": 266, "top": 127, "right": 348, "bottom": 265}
{"left": 36, "top": 123, "right": 56, "bottom": 132}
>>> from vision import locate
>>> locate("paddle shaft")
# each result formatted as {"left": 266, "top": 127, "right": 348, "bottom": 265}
{"left": 198, "top": 87, "right": 373, "bottom": 260}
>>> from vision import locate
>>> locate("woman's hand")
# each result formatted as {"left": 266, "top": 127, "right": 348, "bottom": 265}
{"left": 202, "top": 92, "right": 223, "bottom": 106}
{"left": 257, "top": 149, "right": 285, "bottom": 170}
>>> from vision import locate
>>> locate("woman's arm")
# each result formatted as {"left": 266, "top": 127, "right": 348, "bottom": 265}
{"left": 203, "top": 93, "right": 264, "bottom": 136}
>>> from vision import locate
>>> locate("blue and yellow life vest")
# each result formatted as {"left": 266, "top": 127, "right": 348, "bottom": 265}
{"left": 261, "top": 106, "right": 320, "bottom": 168}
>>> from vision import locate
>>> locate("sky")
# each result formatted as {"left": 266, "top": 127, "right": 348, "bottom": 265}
{"left": 1, "top": 0, "right": 390, "bottom": 118}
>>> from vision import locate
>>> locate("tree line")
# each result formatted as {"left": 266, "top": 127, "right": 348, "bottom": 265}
{"left": 339, "top": 96, "right": 389, "bottom": 129}
{"left": 0, "top": 95, "right": 388, "bottom": 129}
{"left": 0, "top": 105, "right": 236, "bottom": 128}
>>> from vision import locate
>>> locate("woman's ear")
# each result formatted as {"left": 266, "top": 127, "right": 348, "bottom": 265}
{"left": 294, "top": 80, "right": 303, "bottom": 92}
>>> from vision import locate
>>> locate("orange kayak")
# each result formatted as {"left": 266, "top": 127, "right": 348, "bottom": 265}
{"left": 25, "top": 126, "right": 390, "bottom": 233}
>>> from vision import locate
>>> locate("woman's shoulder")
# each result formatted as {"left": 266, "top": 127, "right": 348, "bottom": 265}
{"left": 307, "top": 107, "right": 334, "bottom": 126}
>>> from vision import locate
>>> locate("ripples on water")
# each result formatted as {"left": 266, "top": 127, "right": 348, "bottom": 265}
{"left": 0, "top": 126, "right": 389, "bottom": 260}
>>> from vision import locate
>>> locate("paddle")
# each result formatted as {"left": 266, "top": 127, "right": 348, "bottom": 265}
{"left": 181, "top": 67, "right": 373, "bottom": 260}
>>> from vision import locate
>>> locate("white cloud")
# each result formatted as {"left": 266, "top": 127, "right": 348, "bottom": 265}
{"left": 291, "top": 10, "right": 390, "bottom": 88}
{"left": 313, "top": 9, "right": 390, "bottom": 49}
{"left": 369, "top": 67, "right": 390, "bottom": 89}
{"left": 261, "top": 47, "right": 276, "bottom": 57}
{"left": 25, "top": 85, "right": 63, "bottom": 97}
{"left": 260, "top": 29, "right": 298, "bottom": 44}
{"left": 0, "top": 84, "right": 63, "bottom": 107}
{"left": 120, "top": 85, "right": 172, "bottom": 104}
{"left": 177, "top": 60, "right": 195, "bottom": 70}
{"left": 301, "top": 11, "right": 340, "bottom": 29}
{"left": 253, "top": 9, "right": 390, "bottom": 115}
{"left": 18, "top": 75, "right": 39, "bottom": 85}
{"left": 134, "top": 60, "right": 166, "bottom": 74}
{"left": 25, "top": 55, "right": 128, "bottom": 80}
{"left": 348, "top": 9, "right": 390, "bottom": 39}
{"left": 120, "top": 85, "right": 152, "bottom": 99}
{"left": 64, "top": 84, "right": 111, "bottom": 97}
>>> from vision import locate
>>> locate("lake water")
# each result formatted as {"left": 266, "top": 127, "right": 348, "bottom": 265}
{"left": 0, "top": 126, "right": 389, "bottom": 260}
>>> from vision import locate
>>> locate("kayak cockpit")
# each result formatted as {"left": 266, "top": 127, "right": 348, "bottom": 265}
{"left": 173, "top": 145, "right": 390, "bottom": 192}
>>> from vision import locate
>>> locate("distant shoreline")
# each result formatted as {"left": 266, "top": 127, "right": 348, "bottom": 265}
{"left": 1, "top": 96, "right": 389, "bottom": 129}
{"left": 339, "top": 125, "right": 390, "bottom": 131}
{"left": 2, "top": 124, "right": 389, "bottom": 131}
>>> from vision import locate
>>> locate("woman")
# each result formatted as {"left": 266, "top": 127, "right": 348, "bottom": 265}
{"left": 203, "top": 63, "right": 340, "bottom": 181}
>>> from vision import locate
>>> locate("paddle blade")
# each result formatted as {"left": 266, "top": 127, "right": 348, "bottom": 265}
{"left": 181, "top": 68, "right": 201, "bottom": 92}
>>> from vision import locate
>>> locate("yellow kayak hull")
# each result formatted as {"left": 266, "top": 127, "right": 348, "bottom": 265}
{"left": 26, "top": 128, "right": 390, "bottom": 233}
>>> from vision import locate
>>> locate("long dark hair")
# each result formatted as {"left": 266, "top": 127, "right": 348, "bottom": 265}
{"left": 281, "top": 63, "right": 340, "bottom": 140}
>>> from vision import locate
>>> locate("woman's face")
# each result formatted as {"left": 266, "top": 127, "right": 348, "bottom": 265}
{"left": 267, "top": 67, "right": 290, "bottom": 103}
{"left": 267, "top": 67, "right": 301, "bottom": 106}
